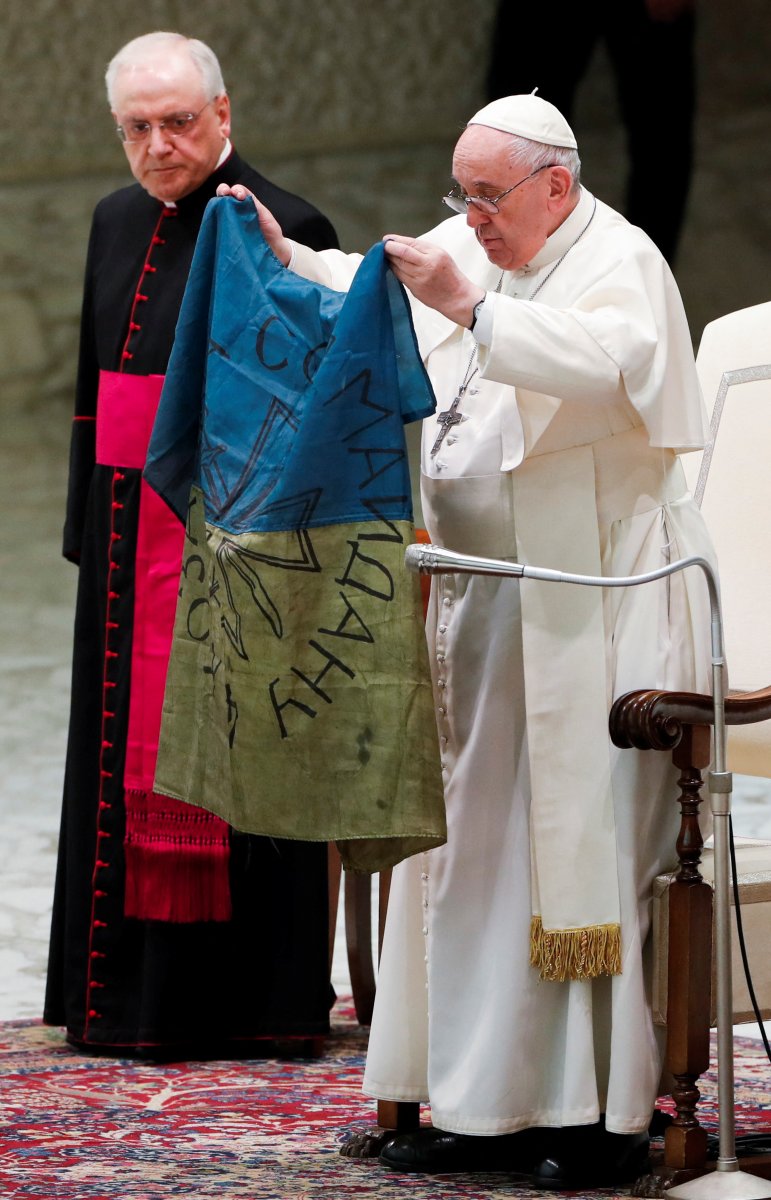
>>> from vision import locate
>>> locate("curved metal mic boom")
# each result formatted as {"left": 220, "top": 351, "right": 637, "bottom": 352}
{"left": 406, "top": 540, "right": 717, "bottom": 599}
{"left": 405, "top": 541, "right": 770, "bottom": 1199}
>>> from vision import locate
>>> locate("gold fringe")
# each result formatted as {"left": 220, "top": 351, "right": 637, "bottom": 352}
{"left": 530, "top": 916, "right": 622, "bottom": 982}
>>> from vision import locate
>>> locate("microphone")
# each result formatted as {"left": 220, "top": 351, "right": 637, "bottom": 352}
{"left": 403, "top": 542, "right": 524, "bottom": 579}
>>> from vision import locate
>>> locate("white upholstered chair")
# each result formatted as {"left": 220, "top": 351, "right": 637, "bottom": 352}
{"left": 686, "top": 301, "right": 771, "bottom": 776}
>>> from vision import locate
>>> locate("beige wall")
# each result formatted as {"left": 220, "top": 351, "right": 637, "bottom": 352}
{"left": 1, "top": 0, "right": 770, "bottom": 430}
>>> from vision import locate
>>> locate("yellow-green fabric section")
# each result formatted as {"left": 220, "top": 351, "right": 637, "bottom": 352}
{"left": 155, "top": 487, "right": 446, "bottom": 873}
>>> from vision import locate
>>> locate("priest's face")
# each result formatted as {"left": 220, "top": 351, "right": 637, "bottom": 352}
{"left": 451, "top": 126, "right": 573, "bottom": 271}
{"left": 111, "top": 50, "right": 231, "bottom": 202}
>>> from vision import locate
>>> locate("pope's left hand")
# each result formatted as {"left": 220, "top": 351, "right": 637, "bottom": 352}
{"left": 383, "top": 235, "right": 485, "bottom": 328}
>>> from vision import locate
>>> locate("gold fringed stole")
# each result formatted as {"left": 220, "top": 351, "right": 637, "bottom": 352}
{"left": 530, "top": 915, "right": 622, "bottom": 982}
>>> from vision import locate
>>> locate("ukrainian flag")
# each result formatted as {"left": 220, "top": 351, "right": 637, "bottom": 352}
{"left": 146, "top": 199, "right": 446, "bottom": 872}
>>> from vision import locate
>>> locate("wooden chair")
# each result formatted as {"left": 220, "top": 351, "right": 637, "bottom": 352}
{"left": 611, "top": 301, "right": 771, "bottom": 1192}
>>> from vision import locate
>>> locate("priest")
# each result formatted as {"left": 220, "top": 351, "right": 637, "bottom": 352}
{"left": 45, "top": 31, "right": 339, "bottom": 1055}
{"left": 220, "top": 93, "right": 717, "bottom": 1188}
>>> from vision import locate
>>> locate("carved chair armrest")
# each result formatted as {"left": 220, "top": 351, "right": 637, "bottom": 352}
{"left": 610, "top": 685, "right": 771, "bottom": 751}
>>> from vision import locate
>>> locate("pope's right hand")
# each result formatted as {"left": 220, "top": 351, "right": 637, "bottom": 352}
{"left": 216, "top": 183, "right": 292, "bottom": 267}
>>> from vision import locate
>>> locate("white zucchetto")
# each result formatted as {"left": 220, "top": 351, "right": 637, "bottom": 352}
{"left": 467, "top": 94, "right": 578, "bottom": 150}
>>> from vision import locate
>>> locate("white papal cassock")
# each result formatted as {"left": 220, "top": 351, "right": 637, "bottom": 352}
{"left": 292, "top": 187, "right": 716, "bottom": 1136}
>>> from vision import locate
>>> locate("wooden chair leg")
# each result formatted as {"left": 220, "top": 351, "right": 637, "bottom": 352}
{"left": 664, "top": 726, "right": 713, "bottom": 1177}
{"left": 344, "top": 866, "right": 394, "bottom": 1019}
{"left": 378, "top": 868, "right": 392, "bottom": 959}
{"left": 334, "top": 858, "right": 392, "bottom": 1025}
{"left": 629, "top": 728, "right": 714, "bottom": 1195}
{"left": 377, "top": 1099, "right": 421, "bottom": 1131}
{"left": 327, "top": 843, "right": 343, "bottom": 977}
{"left": 345, "top": 870, "right": 376, "bottom": 1025}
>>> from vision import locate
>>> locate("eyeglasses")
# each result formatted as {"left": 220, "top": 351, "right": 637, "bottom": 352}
{"left": 443, "top": 164, "right": 555, "bottom": 215}
{"left": 114, "top": 99, "right": 216, "bottom": 144}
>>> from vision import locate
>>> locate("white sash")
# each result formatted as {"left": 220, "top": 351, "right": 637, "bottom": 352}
{"left": 422, "top": 428, "right": 687, "bottom": 980}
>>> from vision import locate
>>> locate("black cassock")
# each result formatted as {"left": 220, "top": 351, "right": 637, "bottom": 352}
{"left": 45, "top": 149, "right": 340, "bottom": 1053}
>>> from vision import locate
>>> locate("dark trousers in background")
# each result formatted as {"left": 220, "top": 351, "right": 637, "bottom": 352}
{"left": 486, "top": 0, "right": 696, "bottom": 265}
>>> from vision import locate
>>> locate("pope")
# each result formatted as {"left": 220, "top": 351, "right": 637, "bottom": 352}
{"left": 219, "top": 93, "right": 716, "bottom": 1190}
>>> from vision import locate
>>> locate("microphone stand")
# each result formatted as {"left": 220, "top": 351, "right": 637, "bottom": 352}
{"left": 405, "top": 542, "right": 771, "bottom": 1200}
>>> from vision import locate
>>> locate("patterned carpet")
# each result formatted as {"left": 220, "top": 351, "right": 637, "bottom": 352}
{"left": 1, "top": 1001, "right": 770, "bottom": 1200}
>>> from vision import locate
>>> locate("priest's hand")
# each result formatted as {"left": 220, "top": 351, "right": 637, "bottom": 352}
{"left": 215, "top": 183, "right": 293, "bottom": 267}
{"left": 384, "top": 234, "right": 485, "bottom": 328}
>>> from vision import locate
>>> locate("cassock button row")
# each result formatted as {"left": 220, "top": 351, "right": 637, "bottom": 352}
{"left": 437, "top": 706, "right": 447, "bottom": 716}
{"left": 421, "top": 926, "right": 428, "bottom": 935}
{"left": 438, "top": 624, "right": 447, "bottom": 634}
{"left": 437, "top": 679, "right": 446, "bottom": 689}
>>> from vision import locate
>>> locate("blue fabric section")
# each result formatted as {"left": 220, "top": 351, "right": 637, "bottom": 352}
{"left": 145, "top": 198, "right": 435, "bottom": 532}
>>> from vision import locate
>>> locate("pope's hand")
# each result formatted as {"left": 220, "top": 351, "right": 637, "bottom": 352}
{"left": 383, "top": 234, "right": 485, "bottom": 328}
{"left": 215, "top": 183, "right": 292, "bottom": 267}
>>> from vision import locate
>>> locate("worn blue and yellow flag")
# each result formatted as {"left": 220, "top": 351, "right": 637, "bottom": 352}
{"left": 145, "top": 198, "right": 446, "bottom": 872}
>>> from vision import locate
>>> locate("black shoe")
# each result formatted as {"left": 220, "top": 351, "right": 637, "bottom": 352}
{"left": 379, "top": 1126, "right": 547, "bottom": 1174}
{"left": 531, "top": 1127, "right": 651, "bottom": 1190}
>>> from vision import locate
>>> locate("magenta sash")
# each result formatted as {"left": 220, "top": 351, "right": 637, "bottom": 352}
{"left": 97, "top": 370, "right": 231, "bottom": 922}
{"left": 96, "top": 370, "right": 166, "bottom": 469}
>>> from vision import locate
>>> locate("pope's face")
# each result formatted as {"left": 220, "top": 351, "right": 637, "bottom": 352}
{"left": 451, "top": 126, "right": 571, "bottom": 272}
{"left": 111, "top": 52, "right": 231, "bottom": 202}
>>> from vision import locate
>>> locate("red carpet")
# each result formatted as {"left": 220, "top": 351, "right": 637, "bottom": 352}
{"left": 1, "top": 1000, "right": 770, "bottom": 1199}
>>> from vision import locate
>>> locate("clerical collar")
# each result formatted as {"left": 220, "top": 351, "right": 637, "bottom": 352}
{"left": 515, "top": 187, "right": 595, "bottom": 276}
{"left": 163, "top": 139, "right": 233, "bottom": 209}
{"left": 215, "top": 138, "right": 233, "bottom": 171}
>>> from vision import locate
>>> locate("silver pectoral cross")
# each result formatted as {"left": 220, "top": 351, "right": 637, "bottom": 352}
{"left": 430, "top": 392, "right": 467, "bottom": 457}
